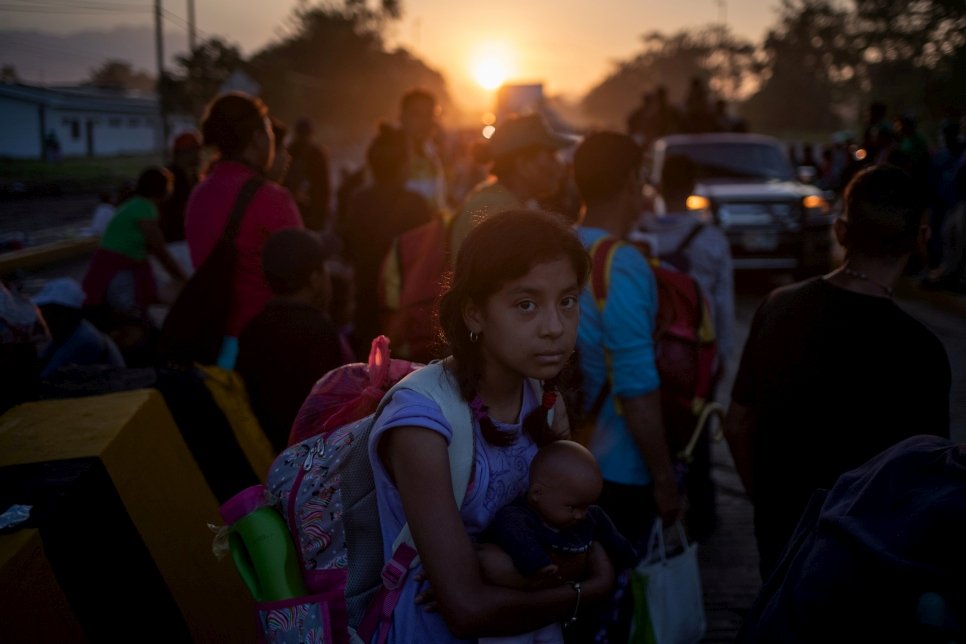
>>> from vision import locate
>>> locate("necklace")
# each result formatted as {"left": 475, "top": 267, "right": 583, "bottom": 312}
{"left": 842, "top": 267, "right": 894, "bottom": 297}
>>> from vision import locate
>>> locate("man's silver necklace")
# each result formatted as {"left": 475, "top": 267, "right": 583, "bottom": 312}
{"left": 842, "top": 267, "right": 894, "bottom": 297}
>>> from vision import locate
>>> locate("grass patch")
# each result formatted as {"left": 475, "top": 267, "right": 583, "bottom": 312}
{"left": 0, "top": 154, "right": 164, "bottom": 196}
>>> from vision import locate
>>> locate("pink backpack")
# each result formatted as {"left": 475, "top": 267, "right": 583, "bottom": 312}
{"left": 287, "top": 335, "right": 422, "bottom": 447}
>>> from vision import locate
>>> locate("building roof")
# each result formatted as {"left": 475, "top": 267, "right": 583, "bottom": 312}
{"left": 0, "top": 82, "right": 159, "bottom": 115}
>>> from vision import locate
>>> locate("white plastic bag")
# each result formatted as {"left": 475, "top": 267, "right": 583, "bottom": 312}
{"left": 629, "top": 521, "right": 706, "bottom": 644}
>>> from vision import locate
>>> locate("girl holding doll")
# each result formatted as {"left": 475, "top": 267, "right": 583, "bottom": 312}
{"left": 368, "top": 209, "right": 616, "bottom": 642}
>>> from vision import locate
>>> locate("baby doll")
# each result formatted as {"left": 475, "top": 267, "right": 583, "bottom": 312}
{"left": 485, "top": 440, "right": 638, "bottom": 586}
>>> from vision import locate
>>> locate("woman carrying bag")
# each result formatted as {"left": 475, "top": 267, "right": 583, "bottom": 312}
{"left": 182, "top": 92, "right": 303, "bottom": 368}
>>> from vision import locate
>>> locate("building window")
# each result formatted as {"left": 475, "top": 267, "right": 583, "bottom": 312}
{"left": 70, "top": 120, "right": 80, "bottom": 140}
{"left": 109, "top": 118, "right": 122, "bottom": 128}
{"left": 128, "top": 117, "right": 139, "bottom": 127}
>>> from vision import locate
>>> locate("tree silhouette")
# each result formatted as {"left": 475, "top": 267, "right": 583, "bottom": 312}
{"left": 248, "top": 2, "right": 450, "bottom": 152}
{"left": 580, "top": 0, "right": 965, "bottom": 137}
{"left": 86, "top": 59, "right": 155, "bottom": 93}
{"left": 581, "top": 26, "right": 761, "bottom": 130}
{"left": 162, "top": 38, "right": 245, "bottom": 118}
{"left": 741, "top": 0, "right": 856, "bottom": 133}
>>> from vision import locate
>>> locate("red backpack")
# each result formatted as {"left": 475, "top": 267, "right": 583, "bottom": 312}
{"left": 376, "top": 218, "right": 451, "bottom": 363}
{"left": 583, "top": 236, "right": 718, "bottom": 460}
{"left": 287, "top": 335, "right": 422, "bottom": 447}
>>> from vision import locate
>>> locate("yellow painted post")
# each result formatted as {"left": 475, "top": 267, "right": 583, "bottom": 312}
{"left": 0, "top": 390, "right": 256, "bottom": 643}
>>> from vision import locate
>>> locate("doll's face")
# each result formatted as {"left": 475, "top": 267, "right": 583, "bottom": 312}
{"left": 530, "top": 474, "right": 600, "bottom": 529}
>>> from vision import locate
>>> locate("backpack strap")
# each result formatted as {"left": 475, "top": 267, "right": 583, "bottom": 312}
{"left": 356, "top": 361, "right": 487, "bottom": 644}
{"left": 674, "top": 222, "right": 705, "bottom": 256}
{"left": 386, "top": 361, "right": 475, "bottom": 559}
{"left": 223, "top": 176, "right": 265, "bottom": 244}
{"left": 659, "top": 222, "right": 705, "bottom": 273}
{"left": 378, "top": 364, "right": 550, "bottom": 536}
{"left": 589, "top": 236, "right": 622, "bottom": 306}
{"left": 583, "top": 236, "right": 623, "bottom": 428}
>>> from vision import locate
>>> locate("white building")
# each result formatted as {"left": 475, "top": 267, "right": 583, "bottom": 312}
{"left": 0, "top": 83, "right": 165, "bottom": 159}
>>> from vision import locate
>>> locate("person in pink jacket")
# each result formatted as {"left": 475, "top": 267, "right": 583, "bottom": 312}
{"left": 185, "top": 92, "right": 303, "bottom": 367}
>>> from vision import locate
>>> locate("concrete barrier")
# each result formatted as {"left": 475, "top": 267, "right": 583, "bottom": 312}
{"left": 0, "top": 237, "right": 98, "bottom": 276}
{"left": 0, "top": 528, "right": 87, "bottom": 642}
{"left": 0, "top": 389, "right": 256, "bottom": 643}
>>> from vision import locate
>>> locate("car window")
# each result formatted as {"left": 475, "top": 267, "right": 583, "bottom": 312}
{"left": 666, "top": 142, "right": 794, "bottom": 182}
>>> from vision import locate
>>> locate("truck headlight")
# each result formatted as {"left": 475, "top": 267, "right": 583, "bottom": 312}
{"left": 686, "top": 195, "right": 710, "bottom": 211}
{"left": 803, "top": 195, "right": 829, "bottom": 216}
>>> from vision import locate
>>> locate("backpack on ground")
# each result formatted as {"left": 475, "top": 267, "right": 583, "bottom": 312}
{"left": 376, "top": 218, "right": 451, "bottom": 363}
{"left": 577, "top": 235, "right": 718, "bottom": 462}
{"left": 158, "top": 177, "right": 263, "bottom": 367}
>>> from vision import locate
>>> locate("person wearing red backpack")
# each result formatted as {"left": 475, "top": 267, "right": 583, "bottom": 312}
{"left": 572, "top": 132, "right": 684, "bottom": 641}
{"left": 638, "top": 153, "right": 735, "bottom": 541}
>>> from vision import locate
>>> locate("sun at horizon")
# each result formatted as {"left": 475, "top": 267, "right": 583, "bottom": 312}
{"left": 470, "top": 42, "right": 514, "bottom": 91}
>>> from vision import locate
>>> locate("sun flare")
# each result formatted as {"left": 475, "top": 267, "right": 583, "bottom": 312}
{"left": 470, "top": 42, "right": 513, "bottom": 91}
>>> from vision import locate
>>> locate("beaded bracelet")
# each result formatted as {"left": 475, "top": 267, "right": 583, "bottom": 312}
{"left": 563, "top": 581, "right": 581, "bottom": 627}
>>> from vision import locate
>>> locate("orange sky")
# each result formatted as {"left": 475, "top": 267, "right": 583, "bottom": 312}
{"left": 4, "top": 0, "right": 779, "bottom": 103}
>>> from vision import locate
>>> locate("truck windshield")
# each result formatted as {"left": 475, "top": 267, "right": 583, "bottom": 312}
{"left": 667, "top": 142, "right": 794, "bottom": 182}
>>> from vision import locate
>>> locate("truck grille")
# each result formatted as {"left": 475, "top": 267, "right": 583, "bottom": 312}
{"left": 717, "top": 202, "right": 799, "bottom": 230}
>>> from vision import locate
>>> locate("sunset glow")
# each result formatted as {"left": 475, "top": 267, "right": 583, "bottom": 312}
{"left": 470, "top": 42, "right": 513, "bottom": 90}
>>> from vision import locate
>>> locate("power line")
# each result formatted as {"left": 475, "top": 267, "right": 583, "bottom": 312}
{"left": 1, "top": 0, "right": 148, "bottom": 8}
{"left": 161, "top": 7, "right": 211, "bottom": 41}
{"left": 0, "top": 32, "right": 116, "bottom": 64}
{"left": 0, "top": 4, "right": 150, "bottom": 15}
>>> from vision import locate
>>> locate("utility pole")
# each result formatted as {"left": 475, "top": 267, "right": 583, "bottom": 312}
{"left": 187, "top": 0, "right": 197, "bottom": 51}
{"left": 155, "top": 0, "right": 169, "bottom": 153}
{"left": 716, "top": 0, "right": 727, "bottom": 30}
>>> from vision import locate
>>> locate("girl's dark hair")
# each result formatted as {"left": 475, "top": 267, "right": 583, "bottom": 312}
{"left": 201, "top": 92, "right": 269, "bottom": 159}
{"left": 367, "top": 123, "right": 408, "bottom": 185}
{"left": 438, "top": 209, "right": 590, "bottom": 447}
{"left": 135, "top": 166, "right": 173, "bottom": 200}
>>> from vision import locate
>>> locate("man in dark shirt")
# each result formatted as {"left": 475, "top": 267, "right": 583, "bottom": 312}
{"left": 341, "top": 124, "right": 432, "bottom": 359}
{"left": 236, "top": 228, "right": 345, "bottom": 453}
{"left": 724, "top": 164, "right": 952, "bottom": 580}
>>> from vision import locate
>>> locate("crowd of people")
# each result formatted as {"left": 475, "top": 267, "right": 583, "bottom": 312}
{"left": 790, "top": 102, "right": 966, "bottom": 294}
{"left": 0, "top": 82, "right": 961, "bottom": 642}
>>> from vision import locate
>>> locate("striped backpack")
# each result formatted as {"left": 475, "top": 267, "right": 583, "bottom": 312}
{"left": 260, "top": 361, "right": 475, "bottom": 644}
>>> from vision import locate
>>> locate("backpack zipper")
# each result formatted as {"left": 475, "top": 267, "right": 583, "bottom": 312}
{"left": 288, "top": 436, "right": 325, "bottom": 572}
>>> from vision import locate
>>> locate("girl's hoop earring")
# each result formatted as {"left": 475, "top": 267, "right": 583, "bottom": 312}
{"left": 469, "top": 330, "right": 479, "bottom": 343}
